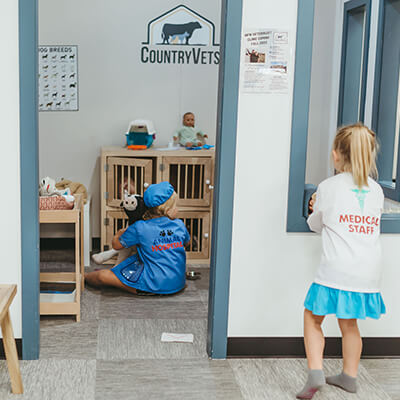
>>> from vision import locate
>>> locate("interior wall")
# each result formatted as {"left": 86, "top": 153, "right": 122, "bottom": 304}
{"left": 38, "top": 0, "right": 221, "bottom": 237}
{"left": 0, "top": 0, "right": 22, "bottom": 338}
{"left": 228, "top": 0, "right": 400, "bottom": 338}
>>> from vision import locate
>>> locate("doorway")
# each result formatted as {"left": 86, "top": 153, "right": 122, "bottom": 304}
{"left": 19, "top": 0, "right": 243, "bottom": 359}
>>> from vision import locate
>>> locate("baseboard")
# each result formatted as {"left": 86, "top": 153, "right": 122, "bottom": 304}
{"left": 227, "top": 337, "right": 400, "bottom": 358}
{"left": 0, "top": 339, "right": 22, "bottom": 360}
{"left": 40, "top": 237, "right": 100, "bottom": 251}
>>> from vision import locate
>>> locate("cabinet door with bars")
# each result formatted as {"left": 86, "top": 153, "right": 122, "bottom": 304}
{"left": 104, "top": 210, "right": 129, "bottom": 252}
{"left": 162, "top": 157, "right": 213, "bottom": 207}
{"left": 106, "top": 157, "right": 152, "bottom": 207}
{"left": 178, "top": 211, "right": 210, "bottom": 260}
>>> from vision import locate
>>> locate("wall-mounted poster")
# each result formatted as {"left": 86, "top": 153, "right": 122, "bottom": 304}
{"left": 38, "top": 45, "right": 78, "bottom": 111}
{"left": 241, "top": 30, "right": 289, "bottom": 94}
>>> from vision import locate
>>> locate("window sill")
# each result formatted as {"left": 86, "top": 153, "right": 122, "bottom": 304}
{"left": 288, "top": 185, "right": 400, "bottom": 233}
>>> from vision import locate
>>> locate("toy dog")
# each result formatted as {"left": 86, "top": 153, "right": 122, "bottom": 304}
{"left": 92, "top": 192, "right": 147, "bottom": 265}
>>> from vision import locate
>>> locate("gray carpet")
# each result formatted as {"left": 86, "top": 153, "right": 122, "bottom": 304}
{"left": 0, "top": 249, "right": 394, "bottom": 399}
{"left": 229, "top": 359, "right": 392, "bottom": 400}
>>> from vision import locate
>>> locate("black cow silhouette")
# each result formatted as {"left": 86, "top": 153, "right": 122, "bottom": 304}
{"left": 162, "top": 21, "right": 202, "bottom": 45}
{"left": 70, "top": 83, "right": 76, "bottom": 88}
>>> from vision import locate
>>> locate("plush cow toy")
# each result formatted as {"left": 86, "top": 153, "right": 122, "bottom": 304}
{"left": 120, "top": 193, "right": 147, "bottom": 226}
{"left": 92, "top": 192, "right": 147, "bottom": 265}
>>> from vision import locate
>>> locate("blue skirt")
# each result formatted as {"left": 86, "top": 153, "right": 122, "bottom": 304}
{"left": 304, "top": 283, "right": 386, "bottom": 320}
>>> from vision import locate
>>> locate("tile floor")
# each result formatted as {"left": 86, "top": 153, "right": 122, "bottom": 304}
{"left": 0, "top": 251, "right": 398, "bottom": 399}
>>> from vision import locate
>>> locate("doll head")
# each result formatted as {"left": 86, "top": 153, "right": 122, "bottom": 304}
{"left": 119, "top": 176, "right": 135, "bottom": 198}
{"left": 183, "top": 112, "right": 195, "bottom": 128}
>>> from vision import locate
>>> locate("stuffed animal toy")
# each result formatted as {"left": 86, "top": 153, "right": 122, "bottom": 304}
{"left": 39, "top": 176, "right": 59, "bottom": 196}
{"left": 92, "top": 192, "right": 147, "bottom": 265}
{"left": 39, "top": 176, "right": 74, "bottom": 202}
{"left": 121, "top": 193, "right": 147, "bottom": 225}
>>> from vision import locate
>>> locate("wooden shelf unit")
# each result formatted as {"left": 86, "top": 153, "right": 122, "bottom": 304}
{"left": 39, "top": 194, "right": 84, "bottom": 321}
{"left": 101, "top": 146, "right": 215, "bottom": 264}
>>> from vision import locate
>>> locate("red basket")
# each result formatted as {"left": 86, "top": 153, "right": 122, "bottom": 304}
{"left": 39, "top": 196, "right": 74, "bottom": 210}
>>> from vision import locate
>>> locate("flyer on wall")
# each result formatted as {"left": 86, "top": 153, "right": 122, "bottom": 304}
{"left": 242, "top": 29, "right": 289, "bottom": 94}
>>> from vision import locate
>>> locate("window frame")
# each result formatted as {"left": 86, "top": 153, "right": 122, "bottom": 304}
{"left": 337, "top": 0, "right": 372, "bottom": 126}
{"left": 372, "top": 0, "right": 400, "bottom": 201}
{"left": 287, "top": 0, "right": 400, "bottom": 234}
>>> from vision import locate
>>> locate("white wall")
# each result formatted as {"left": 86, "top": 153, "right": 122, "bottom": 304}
{"left": 0, "top": 1, "right": 22, "bottom": 338}
{"left": 38, "top": 0, "right": 221, "bottom": 237}
{"left": 228, "top": 0, "right": 400, "bottom": 338}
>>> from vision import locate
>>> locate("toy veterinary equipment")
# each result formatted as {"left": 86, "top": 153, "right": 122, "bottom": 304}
{"left": 125, "top": 120, "right": 156, "bottom": 150}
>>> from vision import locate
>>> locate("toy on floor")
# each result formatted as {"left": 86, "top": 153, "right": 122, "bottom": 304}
{"left": 173, "top": 112, "right": 208, "bottom": 148}
{"left": 92, "top": 191, "right": 147, "bottom": 265}
{"left": 125, "top": 120, "right": 156, "bottom": 150}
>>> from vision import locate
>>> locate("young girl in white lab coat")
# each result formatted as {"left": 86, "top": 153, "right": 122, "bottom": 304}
{"left": 297, "top": 124, "right": 385, "bottom": 399}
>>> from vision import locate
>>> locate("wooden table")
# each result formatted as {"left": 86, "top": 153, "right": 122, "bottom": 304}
{"left": 0, "top": 285, "right": 23, "bottom": 394}
{"left": 39, "top": 194, "right": 84, "bottom": 321}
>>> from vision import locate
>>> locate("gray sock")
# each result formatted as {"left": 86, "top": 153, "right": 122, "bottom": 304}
{"left": 296, "top": 369, "right": 325, "bottom": 399}
{"left": 326, "top": 372, "right": 357, "bottom": 393}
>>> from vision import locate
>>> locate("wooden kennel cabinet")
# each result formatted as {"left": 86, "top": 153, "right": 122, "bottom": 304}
{"left": 100, "top": 146, "right": 215, "bottom": 264}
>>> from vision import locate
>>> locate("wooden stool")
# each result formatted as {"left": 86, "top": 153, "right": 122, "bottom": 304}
{"left": 0, "top": 285, "right": 23, "bottom": 394}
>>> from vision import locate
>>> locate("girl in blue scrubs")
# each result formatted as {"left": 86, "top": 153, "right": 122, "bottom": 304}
{"left": 85, "top": 182, "right": 190, "bottom": 294}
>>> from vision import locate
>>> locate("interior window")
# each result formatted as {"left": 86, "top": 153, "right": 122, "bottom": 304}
{"left": 338, "top": 0, "right": 371, "bottom": 126}
{"left": 373, "top": 0, "right": 400, "bottom": 200}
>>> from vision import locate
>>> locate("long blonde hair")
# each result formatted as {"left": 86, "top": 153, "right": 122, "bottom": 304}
{"left": 142, "top": 192, "right": 178, "bottom": 220}
{"left": 333, "top": 123, "right": 378, "bottom": 188}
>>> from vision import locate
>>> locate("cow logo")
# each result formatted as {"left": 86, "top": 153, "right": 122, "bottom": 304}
{"left": 141, "top": 5, "right": 220, "bottom": 65}
{"left": 161, "top": 22, "right": 201, "bottom": 45}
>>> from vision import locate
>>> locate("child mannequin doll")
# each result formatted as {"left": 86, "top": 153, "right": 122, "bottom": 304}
{"left": 173, "top": 112, "right": 208, "bottom": 148}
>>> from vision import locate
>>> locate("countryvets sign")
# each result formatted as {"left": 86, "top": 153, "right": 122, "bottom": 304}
{"left": 141, "top": 5, "right": 220, "bottom": 65}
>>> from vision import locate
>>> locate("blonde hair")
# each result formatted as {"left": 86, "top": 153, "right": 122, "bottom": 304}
{"left": 333, "top": 123, "right": 378, "bottom": 189}
{"left": 143, "top": 192, "right": 178, "bottom": 220}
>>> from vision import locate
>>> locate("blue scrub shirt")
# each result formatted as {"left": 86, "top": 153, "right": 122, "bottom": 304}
{"left": 112, "top": 217, "right": 190, "bottom": 294}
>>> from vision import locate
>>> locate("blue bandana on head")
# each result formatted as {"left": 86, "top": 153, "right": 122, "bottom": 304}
{"left": 144, "top": 181, "right": 174, "bottom": 208}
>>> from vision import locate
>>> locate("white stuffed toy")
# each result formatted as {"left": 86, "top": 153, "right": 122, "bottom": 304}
{"left": 39, "top": 176, "right": 74, "bottom": 202}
